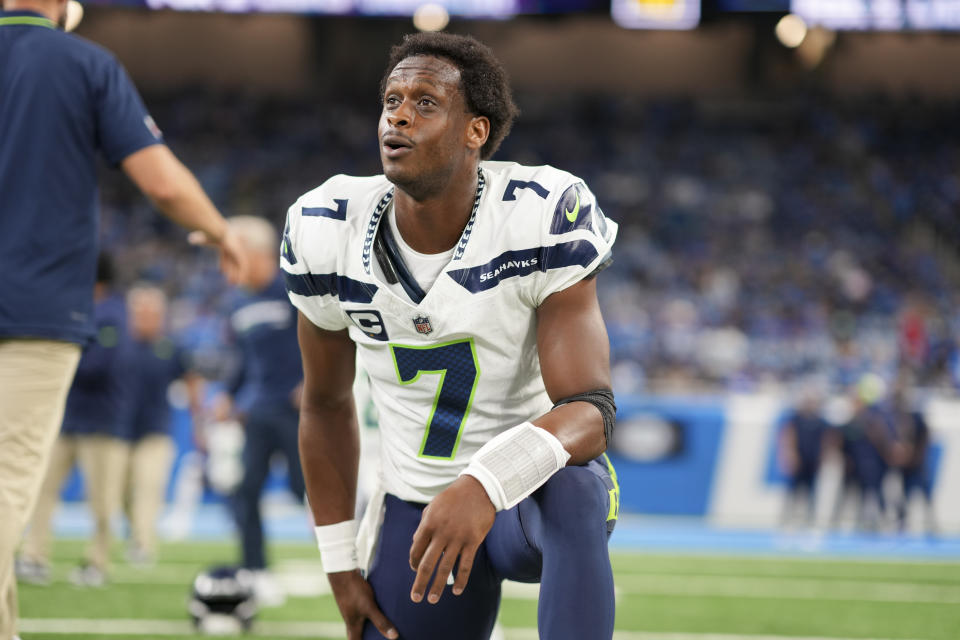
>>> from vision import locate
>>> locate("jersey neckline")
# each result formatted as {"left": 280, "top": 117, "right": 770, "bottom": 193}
{"left": 361, "top": 167, "right": 486, "bottom": 309}
{"left": 387, "top": 206, "right": 456, "bottom": 262}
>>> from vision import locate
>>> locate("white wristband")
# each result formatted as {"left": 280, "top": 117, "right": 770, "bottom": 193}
{"left": 460, "top": 422, "right": 571, "bottom": 511}
{"left": 314, "top": 520, "right": 359, "bottom": 573}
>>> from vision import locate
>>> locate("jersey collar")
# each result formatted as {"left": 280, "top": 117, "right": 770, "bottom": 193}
{"left": 363, "top": 167, "right": 486, "bottom": 277}
{"left": 452, "top": 167, "right": 485, "bottom": 261}
{"left": 0, "top": 11, "right": 56, "bottom": 28}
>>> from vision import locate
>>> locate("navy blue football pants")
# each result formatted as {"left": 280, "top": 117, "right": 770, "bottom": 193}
{"left": 231, "top": 402, "right": 305, "bottom": 570}
{"left": 363, "top": 456, "right": 618, "bottom": 640}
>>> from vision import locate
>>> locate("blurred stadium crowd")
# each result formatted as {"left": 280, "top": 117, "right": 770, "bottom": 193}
{"left": 97, "top": 89, "right": 960, "bottom": 394}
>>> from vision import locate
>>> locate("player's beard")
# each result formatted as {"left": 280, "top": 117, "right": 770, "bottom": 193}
{"left": 384, "top": 159, "right": 456, "bottom": 202}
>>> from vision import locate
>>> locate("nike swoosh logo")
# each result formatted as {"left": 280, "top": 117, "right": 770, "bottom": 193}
{"left": 564, "top": 191, "right": 580, "bottom": 223}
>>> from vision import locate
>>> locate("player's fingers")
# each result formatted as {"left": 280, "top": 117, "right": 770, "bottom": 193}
{"left": 364, "top": 602, "right": 399, "bottom": 639}
{"left": 409, "top": 523, "right": 431, "bottom": 572}
{"left": 410, "top": 541, "right": 443, "bottom": 603}
{"left": 427, "top": 547, "right": 460, "bottom": 604}
{"left": 452, "top": 545, "right": 477, "bottom": 596}
{"left": 345, "top": 619, "right": 363, "bottom": 640}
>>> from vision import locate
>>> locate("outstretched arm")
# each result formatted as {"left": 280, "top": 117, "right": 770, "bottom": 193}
{"left": 409, "top": 276, "right": 612, "bottom": 605}
{"left": 296, "top": 312, "right": 397, "bottom": 640}
{"left": 121, "top": 145, "right": 246, "bottom": 284}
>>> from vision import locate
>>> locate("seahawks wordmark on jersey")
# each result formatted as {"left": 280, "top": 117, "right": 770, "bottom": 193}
{"left": 282, "top": 161, "right": 617, "bottom": 503}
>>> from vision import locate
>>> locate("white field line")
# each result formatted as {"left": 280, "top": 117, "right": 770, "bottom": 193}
{"left": 614, "top": 573, "right": 960, "bottom": 604}
{"left": 609, "top": 549, "right": 960, "bottom": 568}
{"left": 607, "top": 635, "right": 924, "bottom": 640}
{"left": 610, "top": 635, "right": 926, "bottom": 640}
{"left": 613, "top": 565, "right": 960, "bottom": 582}
{"left": 16, "top": 619, "right": 926, "bottom": 640}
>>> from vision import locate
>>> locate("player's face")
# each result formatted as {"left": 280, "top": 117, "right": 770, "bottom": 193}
{"left": 379, "top": 56, "right": 476, "bottom": 197}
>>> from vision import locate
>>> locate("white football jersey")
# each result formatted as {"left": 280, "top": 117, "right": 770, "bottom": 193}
{"left": 282, "top": 161, "right": 617, "bottom": 503}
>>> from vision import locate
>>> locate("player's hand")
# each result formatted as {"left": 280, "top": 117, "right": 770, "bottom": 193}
{"left": 409, "top": 475, "right": 496, "bottom": 604}
{"left": 188, "top": 226, "right": 248, "bottom": 285}
{"left": 327, "top": 570, "right": 398, "bottom": 640}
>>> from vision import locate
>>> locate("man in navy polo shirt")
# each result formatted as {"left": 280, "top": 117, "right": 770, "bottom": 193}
{"left": 0, "top": 2, "right": 246, "bottom": 637}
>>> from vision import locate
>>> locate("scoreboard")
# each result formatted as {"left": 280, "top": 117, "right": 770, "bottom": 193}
{"left": 612, "top": 0, "right": 701, "bottom": 28}
{"left": 140, "top": 0, "right": 518, "bottom": 15}
{"left": 716, "top": 0, "right": 789, "bottom": 9}
{"left": 69, "top": 0, "right": 960, "bottom": 29}
{"left": 792, "top": 0, "right": 960, "bottom": 29}
{"left": 82, "top": 0, "right": 610, "bottom": 13}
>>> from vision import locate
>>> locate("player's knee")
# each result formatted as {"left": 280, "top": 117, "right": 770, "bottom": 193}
{"left": 538, "top": 465, "right": 608, "bottom": 531}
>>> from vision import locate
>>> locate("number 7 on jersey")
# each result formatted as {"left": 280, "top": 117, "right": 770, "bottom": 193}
{"left": 390, "top": 338, "right": 480, "bottom": 460}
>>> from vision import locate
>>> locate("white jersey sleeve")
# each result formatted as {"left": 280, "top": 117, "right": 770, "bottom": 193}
{"left": 528, "top": 175, "right": 617, "bottom": 307}
{"left": 476, "top": 162, "right": 617, "bottom": 308}
{"left": 281, "top": 175, "right": 387, "bottom": 332}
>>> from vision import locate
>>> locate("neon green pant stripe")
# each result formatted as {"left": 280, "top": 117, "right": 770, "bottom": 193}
{"left": 602, "top": 452, "right": 620, "bottom": 522}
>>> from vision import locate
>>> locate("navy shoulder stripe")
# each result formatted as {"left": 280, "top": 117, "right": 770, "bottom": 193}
{"left": 447, "top": 239, "right": 599, "bottom": 293}
{"left": 283, "top": 270, "right": 377, "bottom": 304}
{"left": 302, "top": 199, "right": 349, "bottom": 220}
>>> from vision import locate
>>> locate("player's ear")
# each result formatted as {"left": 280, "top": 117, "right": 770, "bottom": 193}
{"left": 465, "top": 115, "right": 490, "bottom": 153}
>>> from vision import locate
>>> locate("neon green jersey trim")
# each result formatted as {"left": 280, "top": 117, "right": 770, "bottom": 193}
{"left": 0, "top": 16, "right": 56, "bottom": 28}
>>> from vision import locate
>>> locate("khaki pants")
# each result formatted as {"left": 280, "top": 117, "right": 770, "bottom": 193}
{"left": 125, "top": 433, "right": 174, "bottom": 557}
{"left": 21, "top": 434, "right": 130, "bottom": 572}
{"left": 0, "top": 339, "right": 81, "bottom": 640}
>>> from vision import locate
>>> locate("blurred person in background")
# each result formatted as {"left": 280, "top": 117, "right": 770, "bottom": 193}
{"left": 886, "top": 380, "right": 937, "bottom": 534}
{"left": 898, "top": 298, "right": 929, "bottom": 374}
{"left": 214, "top": 216, "right": 304, "bottom": 607}
{"left": 777, "top": 386, "right": 832, "bottom": 529}
{"left": 836, "top": 375, "right": 893, "bottom": 532}
{"left": 124, "top": 284, "right": 200, "bottom": 566}
{"left": 0, "top": 1, "right": 245, "bottom": 636}
{"left": 18, "top": 254, "right": 131, "bottom": 588}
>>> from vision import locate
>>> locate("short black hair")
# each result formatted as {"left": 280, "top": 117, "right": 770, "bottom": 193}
{"left": 380, "top": 33, "right": 519, "bottom": 160}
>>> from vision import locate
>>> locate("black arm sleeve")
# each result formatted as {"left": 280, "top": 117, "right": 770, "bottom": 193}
{"left": 553, "top": 388, "right": 617, "bottom": 445}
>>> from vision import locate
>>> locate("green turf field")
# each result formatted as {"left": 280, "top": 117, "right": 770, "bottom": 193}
{"left": 17, "top": 540, "right": 960, "bottom": 639}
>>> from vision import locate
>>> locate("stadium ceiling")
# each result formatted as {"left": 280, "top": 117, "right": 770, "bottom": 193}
{"left": 79, "top": 0, "right": 960, "bottom": 31}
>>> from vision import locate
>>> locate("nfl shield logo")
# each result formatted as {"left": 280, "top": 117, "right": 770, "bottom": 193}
{"left": 412, "top": 315, "right": 433, "bottom": 335}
